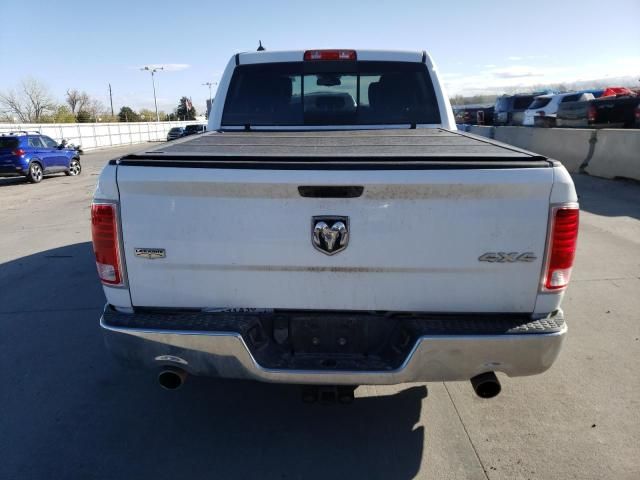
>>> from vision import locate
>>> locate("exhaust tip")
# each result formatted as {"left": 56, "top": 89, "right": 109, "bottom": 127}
{"left": 158, "top": 368, "right": 187, "bottom": 390}
{"left": 470, "top": 372, "right": 501, "bottom": 399}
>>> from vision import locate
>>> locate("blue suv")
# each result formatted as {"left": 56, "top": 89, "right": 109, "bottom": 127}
{"left": 0, "top": 131, "right": 81, "bottom": 183}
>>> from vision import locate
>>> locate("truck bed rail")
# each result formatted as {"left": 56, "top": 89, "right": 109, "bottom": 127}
{"left": 113, "top": 129, "right": 552, "bottom": 169}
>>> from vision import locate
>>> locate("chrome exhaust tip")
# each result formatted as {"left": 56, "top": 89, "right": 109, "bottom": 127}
{"left": 470, "top": 372, "right": 501, "bottom": 399}
{"left": 158, "top": 367, "right": 187, "bottom": 390}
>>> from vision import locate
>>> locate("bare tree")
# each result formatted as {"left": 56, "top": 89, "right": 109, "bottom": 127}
{"left": 0, "top": 78, "right": 55, "bottom": 122}
{"left": 76, "top": 99, "right": 106, "bottom": 122}
{"left": 0, "top": 92, "right": 25, "bottom": 121}
{"left": 86, "top": 98, "right": 105, "bottom": 120}
{"left": 66, "top": 89, "right": 89, "bottom": 115}
{"left": 67, "top": 89, "right": 107, "bottom": 121}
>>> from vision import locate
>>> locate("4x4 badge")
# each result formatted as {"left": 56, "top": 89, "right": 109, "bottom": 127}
{"left": 312, "top": 216, "right": 349, "bottom": 255}
{"left": 478, "top": 252, "right": 537, "bottom": 263}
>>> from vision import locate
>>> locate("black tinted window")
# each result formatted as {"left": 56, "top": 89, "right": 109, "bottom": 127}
{"left": 513, "top": 96, "right": 535, "bottom": 110}
{"left": 529, "top": 97, "right": 552, "bottom": 109}
{"left": 222, "top": 61, "right": 441, "bottom": 126}
{"left": 0, "top": 137, "right": 19, "bottom": 149}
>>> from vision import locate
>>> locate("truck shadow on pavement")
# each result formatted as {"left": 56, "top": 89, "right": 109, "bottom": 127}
{"left": 572, "top": 174, "right": 640, "bottom": 220}
{"left": 0, "top": 242, "right": 426, "bottom": 480}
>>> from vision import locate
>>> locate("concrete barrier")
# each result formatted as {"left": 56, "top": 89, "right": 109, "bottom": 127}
{"left": 0, "top": 121, "right": 194, "bottom": 151}
{"left": 585, "top": 129, "right": 640, "bottom": 180}
{"left": 459, "top": 125, "right": 639, "bottom": 180}
{"left": 494, "top": 126, "right": 538, "bottom": 151}
{"left": 498, "top": 128, "right": 594, "bottom": 173}
{"left": 467, "top": 125, "right": 494, "bottom": 138}
{"left": 469, "top": 125, "right": 589, "bottom": 171}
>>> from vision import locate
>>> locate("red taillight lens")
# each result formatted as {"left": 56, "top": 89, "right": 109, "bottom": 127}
{"left": 12, "top": 148, "right": 25, "bottom": 156}
{"left": 91, "top": 203, "right": 123, "bottom": 286}
{"left": 543, "top": 206, "right": 579, "bottom": 290}
{"left": 587, "top": 105, "right": 597, "bottom": 122}
{"left": 304, "top": 49, "right": 356, "bottom": 61}
{"left": 635, "top": 106, "right": 640, "bottom": 120}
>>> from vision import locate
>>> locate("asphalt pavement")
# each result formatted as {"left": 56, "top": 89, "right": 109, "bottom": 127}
{"left": 0, "top": 145, "right": 638, "bottom": 479}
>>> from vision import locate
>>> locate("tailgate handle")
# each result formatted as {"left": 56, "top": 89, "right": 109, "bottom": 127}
{"left": 298, "top": 186, "right": 363, "bottom": 198}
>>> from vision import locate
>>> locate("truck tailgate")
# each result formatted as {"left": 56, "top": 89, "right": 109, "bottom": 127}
{"left": 116, "top": 162, "right": 552, "bottom": 313}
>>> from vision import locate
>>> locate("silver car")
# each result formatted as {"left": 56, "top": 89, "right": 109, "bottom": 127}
{"left": 166, "top": 127, "right": 184, "bottom": 141}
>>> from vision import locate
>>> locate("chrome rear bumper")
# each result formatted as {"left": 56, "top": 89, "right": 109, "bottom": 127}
{"left": 100, "top": 306, "right": 566, "bottom": 385}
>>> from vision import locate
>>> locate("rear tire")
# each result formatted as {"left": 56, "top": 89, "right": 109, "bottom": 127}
{"left": 66, "top": 158, "right": 81, "bottom": 176}
{"left": 26, "top": 162, "right": 43, "bottom": 183}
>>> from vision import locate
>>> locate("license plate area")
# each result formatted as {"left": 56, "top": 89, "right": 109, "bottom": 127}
{"left": 290, "top": 315, "right": 372, "bottom": 355}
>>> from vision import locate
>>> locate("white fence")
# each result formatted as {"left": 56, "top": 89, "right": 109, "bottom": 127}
{"left": 0, "top": 121, "right": 196, "bottom": 151}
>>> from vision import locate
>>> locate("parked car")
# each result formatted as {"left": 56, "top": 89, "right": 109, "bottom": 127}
{"left": 94, "top": 49, "right": 578, "bottom": 401}
{"left": 600, "top": 87, "right": 634, "bottom": 98}
{"left": 494, "top": 93, "right": 543, "bottom": 126}
{"left": 556, "top": 94, "right": 639, "bottom": 128}
{"left": 453, "top": 104, "right": 494, "bottom": 125}
{"left": 0, "top": 131, "right": 81, "bottom": 183}
{"left": 181, "top": 124, "right": 207, "bottom": 136}
{"left": 523, "top": 92, "right": 594, "bottom": 127}
{"left": 167, "top": 127, "right": 184, "bottom": 141}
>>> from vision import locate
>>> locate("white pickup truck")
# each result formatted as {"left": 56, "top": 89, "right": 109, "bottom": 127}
{"left": 92, "top": 49, "right": 578, "bottom": 401}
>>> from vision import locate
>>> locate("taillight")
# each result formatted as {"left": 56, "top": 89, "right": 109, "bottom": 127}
{"left": 91, "top": 203, "right": 124, "bottom": 286}
{"left": 12, "top": 148, "right": 25, "bottom": 156}
{"left": 543, "top": 205, "right": 579, "bottom": 290}
{"left": 635, "top": 105, "right": 640, "bottom": 120}
{"left": 587, "top": 105, "right": 597, "bottom": 123}
{"left": 304, "top": 49, "right": 356, "bottom": 61}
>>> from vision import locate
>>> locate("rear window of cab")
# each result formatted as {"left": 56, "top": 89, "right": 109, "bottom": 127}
{"left": 222, "top": 61, "right": 441, "bottom": 127}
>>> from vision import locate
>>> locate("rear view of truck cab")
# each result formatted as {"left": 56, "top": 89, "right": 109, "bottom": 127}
{"left": 92, "top": 49, "right": 578, "bottom": 399}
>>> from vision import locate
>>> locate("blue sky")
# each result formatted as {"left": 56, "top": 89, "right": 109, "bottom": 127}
{"left": 1, "top": 0, "right": 638, "bottom": 115}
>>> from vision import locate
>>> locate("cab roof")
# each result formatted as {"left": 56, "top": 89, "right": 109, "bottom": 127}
{"left": 236, "top": 49, "right": 430, "bottom": 67}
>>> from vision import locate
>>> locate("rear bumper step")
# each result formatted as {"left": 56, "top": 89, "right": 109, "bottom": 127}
{"left": 100, "top": 306, "right": 566, "bottom": 385}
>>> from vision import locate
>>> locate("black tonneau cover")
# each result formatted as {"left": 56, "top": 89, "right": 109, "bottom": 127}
{"left": 115, "top": 129, "right": 551, "bottom": 169}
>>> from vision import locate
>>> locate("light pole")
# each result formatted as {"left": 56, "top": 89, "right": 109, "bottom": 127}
{"left": 141, "top": 66, "right": 163, "bottom": 122}
{"left": 108, "top": 83, "right": 114, "bottom": 117}
{"left": 202, "top": 81, "right": 217, "bottom": 117}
